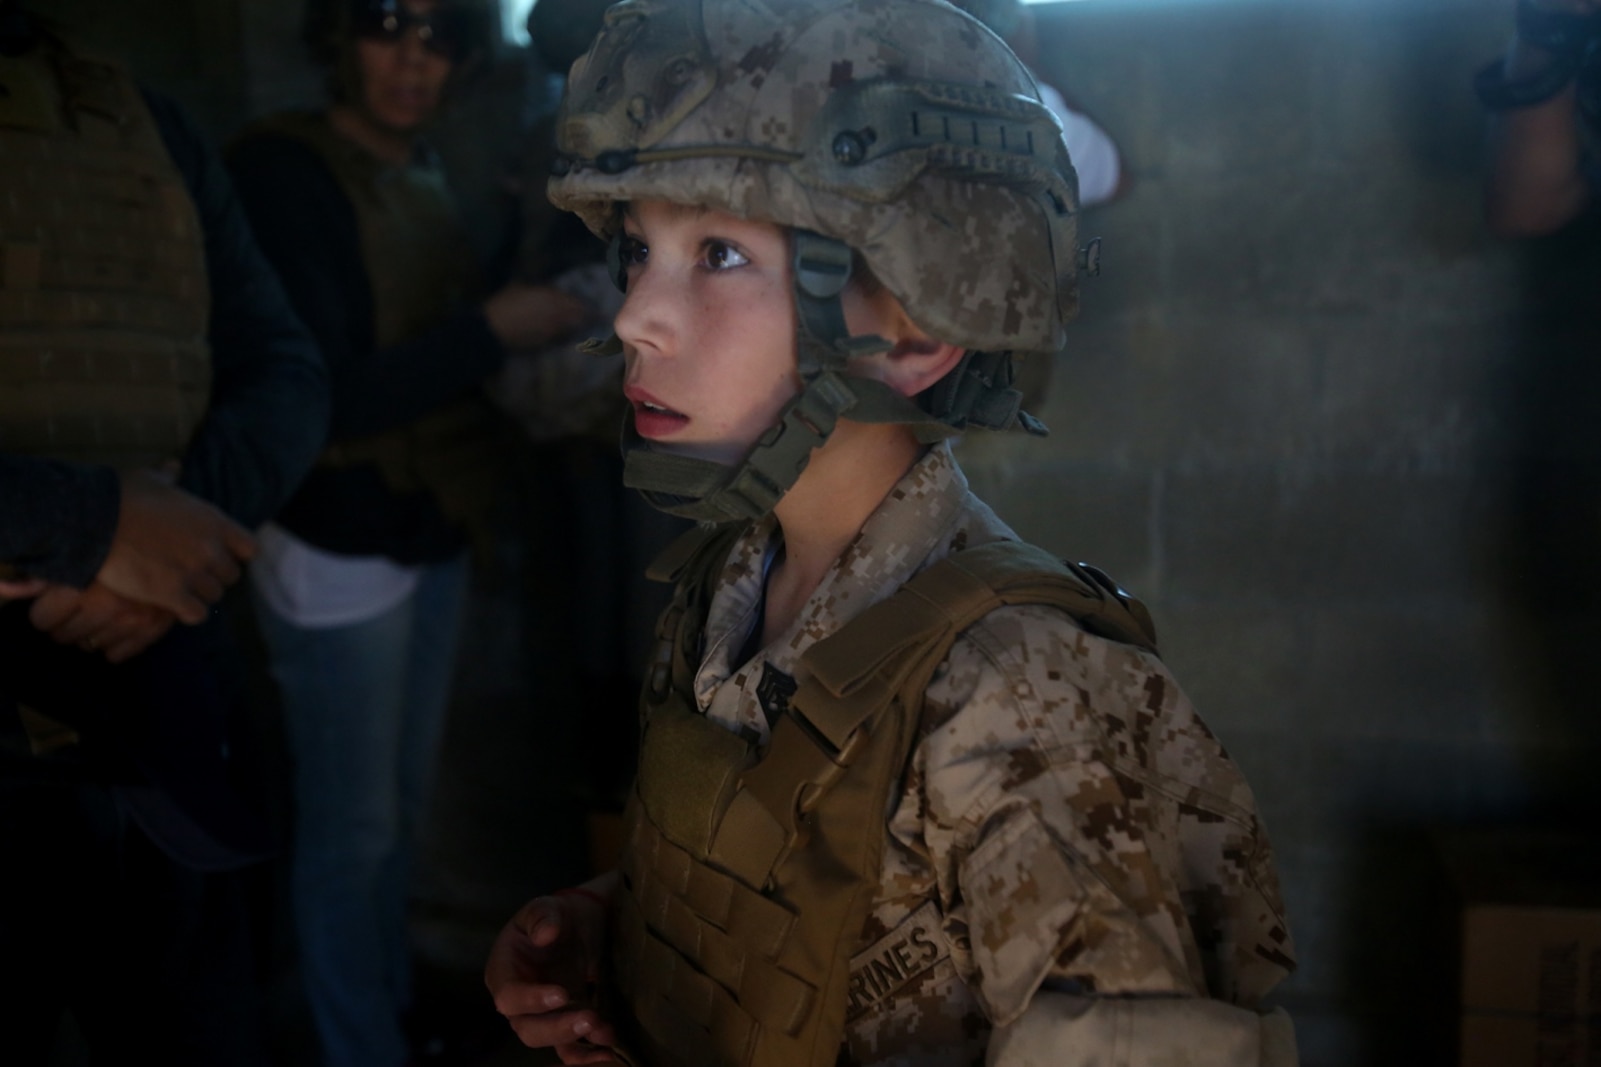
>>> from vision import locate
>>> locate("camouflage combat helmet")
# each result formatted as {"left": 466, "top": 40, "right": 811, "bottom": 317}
{"left": 550, "top": 0, "right": 1084, "bottom": 522}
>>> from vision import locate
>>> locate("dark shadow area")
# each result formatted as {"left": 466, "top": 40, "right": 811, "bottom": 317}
{"left": 1335, "top": 823, "right": 1464, "bottom": 1067}
{"left": 1490, "top": 212, "right": 1601, "bottom": 823}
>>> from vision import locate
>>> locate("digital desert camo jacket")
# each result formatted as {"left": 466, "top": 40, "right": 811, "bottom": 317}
{"left": 680, "top": 442, "right": 1298, "bottom": 1067}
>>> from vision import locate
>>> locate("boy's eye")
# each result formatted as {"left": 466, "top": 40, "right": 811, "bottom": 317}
{"left": 617, "top": 235, "right": 648, "bottom": 268}
{"left": 703, "top": 240, "right": 749, "bottom": 271}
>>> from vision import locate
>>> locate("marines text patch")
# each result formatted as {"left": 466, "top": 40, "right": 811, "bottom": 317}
{"left": 846, "top": 900, "right": 950, "bottom": 1020}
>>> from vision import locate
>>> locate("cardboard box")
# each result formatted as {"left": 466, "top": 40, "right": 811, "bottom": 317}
{"left": 1438, "top": 831, "right": 1601, "bottom": 1067}
{"left": 1459, "top": 904, "right": 1601, "bottom": 1067}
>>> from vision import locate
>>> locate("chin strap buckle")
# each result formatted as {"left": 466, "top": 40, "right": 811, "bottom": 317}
{"left": 791, "top": 230, "right": 860, "bottom": 379}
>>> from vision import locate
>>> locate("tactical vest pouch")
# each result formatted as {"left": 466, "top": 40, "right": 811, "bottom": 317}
{"left": 618, "top": 690, "right": 818, "bottom": 1067}
{"left": 0, "top": 45, "right": 212, "bottom": 470}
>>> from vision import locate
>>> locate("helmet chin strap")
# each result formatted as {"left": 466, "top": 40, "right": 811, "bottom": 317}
{"left": 619, "top": 229, "right": 1024, "bottom": 523}
{"left": 621, "top": 369, "right": 858, "bottom": 522}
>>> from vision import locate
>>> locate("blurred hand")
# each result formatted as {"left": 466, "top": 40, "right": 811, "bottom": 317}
{"left": 97, "top": 470, "right": 256, "bottom": 625}
{"left": 484, "top": 282, "right": 591, "bottom": 351}
{"left": 0, "top": 576, "right": 48, "bottom": 602}
{"left": 28, "top": 581, "right": 175, "bottom": 663}
{"left": 486, "top": 883, "right": 621, "bottom": 1064}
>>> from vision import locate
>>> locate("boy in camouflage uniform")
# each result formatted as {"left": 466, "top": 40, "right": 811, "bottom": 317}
{"left": 486, "top": 0, "right": 1298, "bottom": 1064}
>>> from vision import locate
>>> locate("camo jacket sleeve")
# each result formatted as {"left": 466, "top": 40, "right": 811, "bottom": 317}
{"left": 986, "top": 992, "right": 1298, "bottom": 1066}
{"left": 874, "top": 601, "right": 1297, "bottom": 1064}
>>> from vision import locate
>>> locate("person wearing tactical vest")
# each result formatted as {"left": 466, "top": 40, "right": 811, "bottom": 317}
{"left": 486, "top": 1, "right": 1299, "bottom": 1065}
{"left": 224, "top": 2, "right": 585, "bottom": 1065}
{"left": 0, "top": 2, "right": 329, "bottom": 1062}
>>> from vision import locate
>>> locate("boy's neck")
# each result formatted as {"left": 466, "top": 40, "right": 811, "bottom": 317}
{"left": 760, "top": 422, "right": 924, "bottom": 646}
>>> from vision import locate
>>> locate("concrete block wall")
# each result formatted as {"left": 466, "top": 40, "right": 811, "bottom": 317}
{"left": 956, "top": 0, "right": 1595, "bottom": 1063}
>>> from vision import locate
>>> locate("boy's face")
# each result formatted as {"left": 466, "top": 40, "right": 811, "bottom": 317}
{"left": 614, "top": 200, "right": 804, "bottom": 466}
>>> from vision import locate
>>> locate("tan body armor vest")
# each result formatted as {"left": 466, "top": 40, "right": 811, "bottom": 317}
{"left": 248, "top": 112, "right": 501, "bottom": 532}
{"left": 0, "top": 40, "right": 211, "bottom": 470}
{"left": 610, "top": 526, "right": 1159, "bottom": 1067}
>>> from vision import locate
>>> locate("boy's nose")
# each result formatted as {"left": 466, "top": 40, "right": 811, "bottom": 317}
{"left": 613, "top": 267, "right": 682, "bottom": 356}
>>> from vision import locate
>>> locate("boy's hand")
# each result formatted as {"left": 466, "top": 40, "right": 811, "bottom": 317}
{"left": 27, "top": 582, "right": 176, "bottom": 663}
{"left": 486, "top": 887, "right": 621, "bottom": 1064}
{"left": 98, "top": 470, "right": 256, "bottom": 625}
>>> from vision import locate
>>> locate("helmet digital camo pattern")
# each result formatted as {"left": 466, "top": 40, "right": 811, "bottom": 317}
{"left": 550, "top": 0, "right": 1082, "bottom": 522}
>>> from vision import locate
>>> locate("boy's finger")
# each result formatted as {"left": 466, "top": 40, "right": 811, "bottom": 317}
{"left": 507, "top": 1008, "right": 606, "bottom": 1050}
{"left": 0, "top": 578, "right": 47, "bottom": 600}
{"left": 521, "top": 897, "right": 565, "bottom": 945}
{"left": 491, "top": 981, "right": 570, "bottom": 1016}
{"left": 28, "top": 588, "right": 81, "bottom": 632}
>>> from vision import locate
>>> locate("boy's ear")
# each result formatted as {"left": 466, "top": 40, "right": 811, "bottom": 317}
{"left": 882, "top": 339, "right": 967, "bottom": 398}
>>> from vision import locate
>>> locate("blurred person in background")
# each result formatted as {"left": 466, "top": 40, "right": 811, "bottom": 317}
{"left": 1480, "top": 0, "right": 1601, "bottom": 235}
{"left": 0, "top": 2, "right": 328, "bottom": 1061}
{"left": 224, "top": 2, "right": 584, "bottom": 1064}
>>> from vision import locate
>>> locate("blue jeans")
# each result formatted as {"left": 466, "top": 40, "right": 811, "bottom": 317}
{"left": 254, "top": 555, "right": 468, "bottom": 1067}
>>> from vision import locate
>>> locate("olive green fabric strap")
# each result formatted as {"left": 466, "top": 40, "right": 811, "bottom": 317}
{"left": 804, "top": 542, "right": 1159, "bottom": 714}
{"left": 622, "top": 371, "right": 962, "bottom": 523}
{"left": 623, "top": 370, "right": 857, "bottom": 522}
{"left": 923, "top": 349, "right": 1048, "bottom": 437}
{"left": 791, "top": 230, "right": 888, "bottom": 377}
{"left": 642, "top": 520, "right": 749, "bottom": 707}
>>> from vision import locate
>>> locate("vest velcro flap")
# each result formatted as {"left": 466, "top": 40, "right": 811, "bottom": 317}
{"left": 951, "top": 540, "right": 1067, "bottom": 587}
{"left": 802, "top": 542, "right": 1062, "bottom": 711}
{"left": 639, "top": 702, "right": 750, "bottom": 854}
{"left": 958, "top": 544, "right": 1159, "bottom": 653}
{"left": 802, "top": 579, "right": 969, "bottom": 704}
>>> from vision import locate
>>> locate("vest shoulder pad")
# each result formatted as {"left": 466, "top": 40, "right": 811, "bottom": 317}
{"left": 795, "top": 540, "right": 1158, "bottom": 749}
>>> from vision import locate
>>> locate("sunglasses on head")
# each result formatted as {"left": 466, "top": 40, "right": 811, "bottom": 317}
{"left": 351, "top": 1, "right": 467, "bottom": 59}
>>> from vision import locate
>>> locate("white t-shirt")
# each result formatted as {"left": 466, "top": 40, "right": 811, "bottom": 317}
{"left": 250, "top": 521, "right": 420, "bottom": 629}
{"left": 1039, "top": 81, "right": 1121, "bottom": 208}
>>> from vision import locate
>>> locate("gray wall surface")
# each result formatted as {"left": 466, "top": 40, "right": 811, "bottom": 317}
{"left": 25, "top": 0, "right": 1601, "bottom": 1064}
{"left": 984, "top": 1, "right": 1600, "bottom": 1064}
